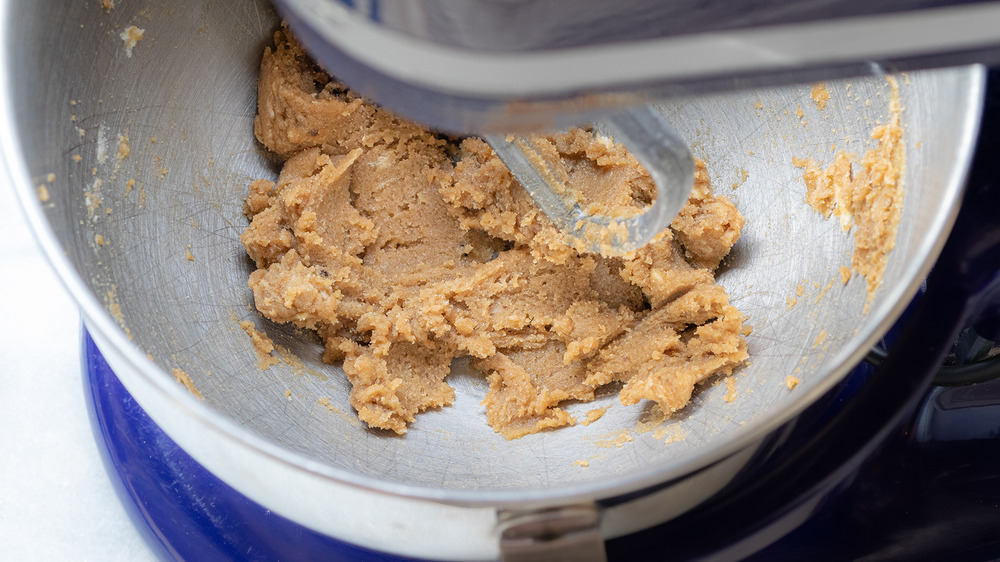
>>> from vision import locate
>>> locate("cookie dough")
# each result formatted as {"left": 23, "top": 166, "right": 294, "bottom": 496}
{"left": 242, "top": 29, "right": 748, "bottom": 439}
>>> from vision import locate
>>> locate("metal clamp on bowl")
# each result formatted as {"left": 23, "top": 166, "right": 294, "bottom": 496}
{"left": 498, "top": 505, "right": 605, "bottom": 562}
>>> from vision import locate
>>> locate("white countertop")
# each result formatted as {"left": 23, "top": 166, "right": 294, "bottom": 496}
{"left": 0, "top": 183, "right": 155, "bottom": 561}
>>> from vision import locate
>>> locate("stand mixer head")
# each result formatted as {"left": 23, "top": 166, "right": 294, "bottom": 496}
{"left": 275, "top": 0, "right": 1000, "bottom": 134}
{"left": 274, "top": 0, "right": 1000, "bottom": 250}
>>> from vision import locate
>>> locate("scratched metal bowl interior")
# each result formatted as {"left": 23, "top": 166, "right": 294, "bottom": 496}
{"left": 19, "top": 2, "right": 973, "bottom": 493}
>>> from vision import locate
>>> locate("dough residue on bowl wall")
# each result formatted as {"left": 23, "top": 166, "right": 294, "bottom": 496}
{"left": 173, "top": 368, "right": 204, "bottom": 400}
{"left": 239, "top": 29, "right": 749, "bottom": 439}
{"left": 794, "top": 76, "right": 905, "bottom": 311}
{"left": 120, "top": 25, "right": 144, "bottom": 58}
{"left": 811, "top": 82, "right": 831, "bottom": 110}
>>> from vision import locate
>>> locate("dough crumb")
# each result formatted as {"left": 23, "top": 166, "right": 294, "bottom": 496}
{"left": 814, "top": 278, "right": 835, "bottom": 304}
{"left": 275, "top": 343, "right": 327, "bottom": 379}
{"left": 813, "top": 330, "right": 827, "bottom": 348}
{"left": 84, "top": 181, "right": 103, "bottom": 218}
{"left": 811, "top": 83, "right": 831, "bottom": 110}
{"left": 101, "top": 0, "right": 114, "bottom": 12}
{"left": 172, "top": 368, "right": 204, "bottom": 400}
{"left": 580, "top": 407, "right": 608, "bottom": 426}
{"left": 785, "top": 375, "right": 801, "bottom": 390}
{"left": 106, "top": 285, "right": 132, "bottom": 339}
{"left": 731, "top": 167, "right": 749, "bottom": 190}
{"left": 574, "top": 460, "right": 590, "bottom": 467}
{"left": 723, "top": 376, "right": 737, "bottom": 403}
{"left": 37, "top": 185, "right": 50, "bottom": 202}
{"left": 239, "top": 320, "right": 281, "bottom": 370}
{"left": 594, "top": 430, "right": 634, "bottom": 448}
{"left": 317, "top": 397, "right": 363, "bottom": 427}
{"left": 117, "top": 134, "right": 130, "bottom": 161}
{"left": 120, "top": 26, "right": 144, "bottom": 58}
{"left": 317, "top": 397, "right": 338, "bottom": 413}
{"left": 185, "top": 244, "right": 194, "bottom": 261}
{"left": 840, "top": 266, "right": 852, "bottom": 284}
{"left": 653, "top": 424, "right": 686, "bottom": 444}
{"left": 95, "top": 234, "right": 105, "bottom": 246}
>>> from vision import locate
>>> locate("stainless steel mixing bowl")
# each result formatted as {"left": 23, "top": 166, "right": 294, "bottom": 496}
{"left": 2, "top": 1, "right": 984, "bottom": 559}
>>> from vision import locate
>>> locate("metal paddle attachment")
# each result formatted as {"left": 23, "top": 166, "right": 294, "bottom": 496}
{"left": 485, "top": 105, "right": 694, "bottom": 255}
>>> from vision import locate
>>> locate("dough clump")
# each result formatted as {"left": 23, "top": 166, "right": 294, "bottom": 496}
{"left": 242, "top": 29, "right": 749, "bottom": 439}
